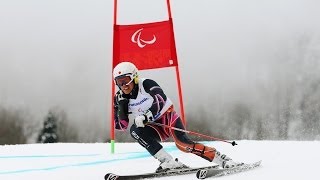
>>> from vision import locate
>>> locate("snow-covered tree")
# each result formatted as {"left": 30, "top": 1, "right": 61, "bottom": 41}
{"left": 37, "top": 112, "right": 58, "bottom": 143}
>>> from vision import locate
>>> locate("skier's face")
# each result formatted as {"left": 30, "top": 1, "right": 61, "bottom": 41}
{"left": 116, "top": 76, "right": 134, "bottom": 94}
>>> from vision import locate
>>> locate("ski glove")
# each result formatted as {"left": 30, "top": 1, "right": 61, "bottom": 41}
{"left": 116, "top": 91, "right": 129, "bottom": 120}
{"left": 134, "top": 110, "right": 154, "bottom": 128}
{"left": 115, "top": 119, "right": 129, "bottom": 130}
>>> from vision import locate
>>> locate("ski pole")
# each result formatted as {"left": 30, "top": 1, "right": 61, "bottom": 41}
{"left": 149, "top": 122, "right": 237, "bottom": 146}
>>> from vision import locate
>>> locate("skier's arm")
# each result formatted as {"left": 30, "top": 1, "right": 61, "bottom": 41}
{"left": 114, "top": 91, "right": 129, "bottom": 130}
{"left": 143, "top": 79, "right": 168, "bottom": 119}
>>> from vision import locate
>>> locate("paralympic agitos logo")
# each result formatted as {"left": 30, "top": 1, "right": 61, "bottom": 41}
{"left": 131, "top": 28, "right": 156, "bottom": 48}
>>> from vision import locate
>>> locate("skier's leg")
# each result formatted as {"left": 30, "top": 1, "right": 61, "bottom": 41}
{"left": 168, "top": 115, "right": 216, "bottom": 161}
{"left": 130, "top": 124, "right": 163, "bottom": 156}
{"left": 167, "top": 111, "right": 241, "bottom": 168}
{"left": 130, "top": 124, "right": 186, "bottom": 171}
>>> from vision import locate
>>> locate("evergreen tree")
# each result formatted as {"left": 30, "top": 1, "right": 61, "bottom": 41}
{"left": 37, "top": 111, "right": 58, "bottom": 143}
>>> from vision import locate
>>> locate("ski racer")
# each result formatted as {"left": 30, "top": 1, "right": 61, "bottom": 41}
{"left": 113, "top": 61, "right": 242, "bottom": 172}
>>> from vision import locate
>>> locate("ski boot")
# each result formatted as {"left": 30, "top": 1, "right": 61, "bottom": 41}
{"left": 213, "top": 150, "right": 243, "bottom": 168}
{"left": 154, "top": 148, "right": 188, "bottom": 172}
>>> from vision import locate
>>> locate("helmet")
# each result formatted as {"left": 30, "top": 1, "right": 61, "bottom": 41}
{"left": 113, "top": 62, "right": 139, "bottom": 84}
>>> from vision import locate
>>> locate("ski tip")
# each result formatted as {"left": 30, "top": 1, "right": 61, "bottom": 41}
{"left": 259, "top": 160, "right": 262, "bottom": 165}
{"left": 196, "top": 169, "right": 208, "bottom": 179}
{"left": 255, "top": 160, "right": 262, "bottom": 166}
{"left": 105, "top": 173, "right": 119, "bottom": 180}
{"left": 243, "top": 160, "right": 262, "bottom": 168}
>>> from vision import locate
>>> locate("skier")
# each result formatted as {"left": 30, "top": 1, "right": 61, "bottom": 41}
{"left": 113, "top": 62, "right": 241, "bottom": 172}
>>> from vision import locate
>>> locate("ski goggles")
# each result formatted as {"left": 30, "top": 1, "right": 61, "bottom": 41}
{"left": 115, "top": 76, "right": 134, "bottom": 87}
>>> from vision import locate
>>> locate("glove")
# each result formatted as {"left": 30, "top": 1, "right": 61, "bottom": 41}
{"left": 116, "top": 91, "right": 129, "bottom": 120}
{"left": 115, "top": 119, "right": 129, "bottom": 131}
{"left": 134, "top": 110, "right": 154, "bottom": 128}
{"left": 117, "top": 91, "right": 129, "bottom": 104}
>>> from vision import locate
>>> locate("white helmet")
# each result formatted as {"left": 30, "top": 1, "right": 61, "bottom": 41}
{"left": 113, "top": 62, "right": 139, "bottom": 84}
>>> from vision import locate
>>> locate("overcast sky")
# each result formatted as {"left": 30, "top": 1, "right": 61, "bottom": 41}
{"left": 1, "top": 0, "right": 320, "bottom": 136}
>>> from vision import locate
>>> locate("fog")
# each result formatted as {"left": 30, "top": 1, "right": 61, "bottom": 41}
{"left": 1, "top": 0, "right": 320, "bottom": 142}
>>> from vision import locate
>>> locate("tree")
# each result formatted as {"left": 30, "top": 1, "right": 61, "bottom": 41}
{"left": 45, "top": 106, "right": 79, "bottom": 142}
{"left": 37, "top": 111, "right": 58, "bottom": 143}
{"left": 0, "top": 106, "right": 27, "bottom": 144}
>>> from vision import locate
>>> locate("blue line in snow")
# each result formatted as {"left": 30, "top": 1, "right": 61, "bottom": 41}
{"left": 0, "top": 145, "right": 179, "bottom": 175}
{"left": 0, "top": 154, "right": 101, "bottom": 159}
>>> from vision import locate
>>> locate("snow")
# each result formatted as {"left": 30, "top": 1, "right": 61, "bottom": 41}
{"left": 0, "top": 141, "right": 319, "bottom": 180}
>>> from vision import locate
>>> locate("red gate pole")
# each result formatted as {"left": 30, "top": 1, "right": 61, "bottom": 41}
{"left": 110, "top": 0, "right": 118, "bottom": 154}
{"left": 166, "top": 0, "right": 186, "bottom": 126}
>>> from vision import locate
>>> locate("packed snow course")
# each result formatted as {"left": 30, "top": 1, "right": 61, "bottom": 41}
{"left": 0, "top": 141, "right": 319, "bottom": 179}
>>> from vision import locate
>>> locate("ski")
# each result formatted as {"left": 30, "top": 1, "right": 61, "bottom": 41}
{"left": 196, "top": 160, "right": 262, "bottom": 179}
{"left": 105, "top": 165, "right": 219, "bottom": 180}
